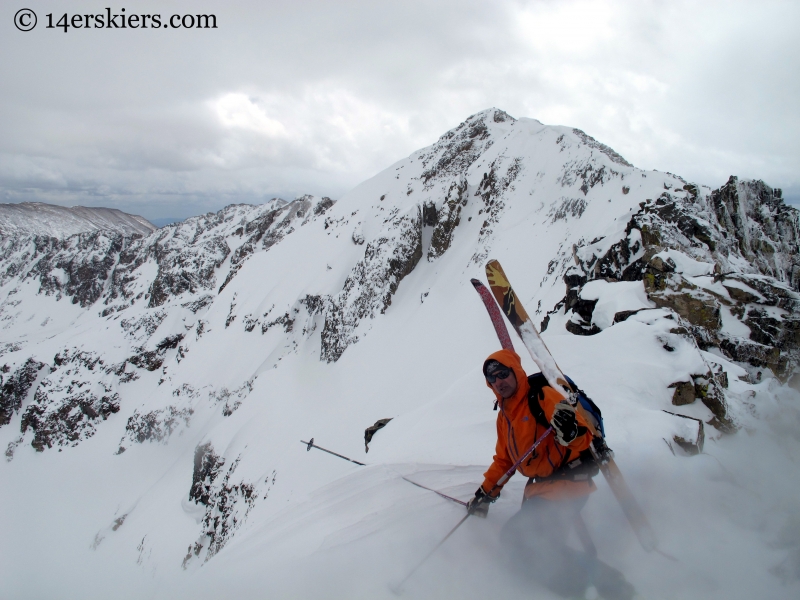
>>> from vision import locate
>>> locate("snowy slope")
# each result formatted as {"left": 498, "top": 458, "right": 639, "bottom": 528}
{"left": 2, "top": 109, "right": 800, "bottom": 600}
{"left": 0, "top": 202, "right": 156, "bottom": 237}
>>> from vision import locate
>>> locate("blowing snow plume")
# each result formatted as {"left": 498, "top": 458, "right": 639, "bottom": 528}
{"left": 1, "top": 109, "right": 799, "bottom": 599}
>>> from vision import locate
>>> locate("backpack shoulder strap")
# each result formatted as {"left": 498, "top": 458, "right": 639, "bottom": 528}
{"left": 526, "top": 373, "right": 551, "bottom": 429}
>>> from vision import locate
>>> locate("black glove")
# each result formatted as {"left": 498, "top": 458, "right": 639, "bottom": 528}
{"left": 466, "top": 487, "right": 497, "bottom": 518}
{"left": 552, "top": 402, "right": 578, "bottom": 446}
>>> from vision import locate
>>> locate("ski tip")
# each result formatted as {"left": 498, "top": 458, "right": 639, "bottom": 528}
{"left": 485, "top": 260, "right": 503, "bottom": 274}
{"left": 470, "top": 278, "right": 483, "bottom": 287}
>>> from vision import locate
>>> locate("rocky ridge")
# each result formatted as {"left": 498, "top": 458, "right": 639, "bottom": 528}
{"left": 556, "top": 176, "right": 798, "bottom": 431}
{"left": 1, "top": 108, "right": 798, "bottom": 573}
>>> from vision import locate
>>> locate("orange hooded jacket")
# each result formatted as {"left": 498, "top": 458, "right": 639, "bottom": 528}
{"left": 481, "top": 349, "right": 597, "bottom": 501}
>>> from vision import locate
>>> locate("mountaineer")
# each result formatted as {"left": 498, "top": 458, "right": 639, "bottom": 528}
{"left": 466, "top": 348, "right": 636, "bottom": 600}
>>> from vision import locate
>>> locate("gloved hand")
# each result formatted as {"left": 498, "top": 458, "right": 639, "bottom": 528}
{"left": 552, "top": 401, "right": 578, "bottom": 446}
{"left": 466, "top": 487, "right": 497, "bottom": 518}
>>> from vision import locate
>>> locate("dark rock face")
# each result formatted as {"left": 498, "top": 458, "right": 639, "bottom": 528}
{"left": 46, "top": 233, "right": 124, "bottom": 307}
{"left": 1, "top": 232, "right": 127, "bottom": 307}
{"left": 565, "top": 317, "right": 601, "bottom": 337}
{"left": 127, "top": 334, "right": 185, "bottom": 372}
{"left": 183, "top": 443, "right": 268, "bottom": 566}
{"left": 419, "top": 109, "right": 511, "bottom": 185}
{"left": 18, "top": 349, "right": 120, "bottom": 451}
{"left": 321, "top": 207, "right": 423, "bottom": 362}
{"left": 427, "top": 178, "right": 468, "bottom": 261}
{"left": 1, "top": 358, "right": 47, "bottom": 425}
{"left": 364, "top": 418, "right": 392, "bottom": 452}
{"left": 471, "top": 156, "right": 523, "bottom": 265}
{"left": 190, "top": 442, "right": 226, "bottom": 507}
{"left": 120, "top": 310, "right": 167, "bottom": 342}
{"left": 209, "top": 381, "right": 253, "bottom": 417}
{"left": 21, "top": 386, "right": 120, "bottom": 452}
{"left": 647, "top": 283, "right": 722, "bottom": 331}
{"left": 3, "top": 348, "right": 143, "bottom": 455}
{"left": 557, "top": 133, "right": 624, "bottom": 203}
{"left": 117, "top": 404, "right": 194, "bottom": 451}
{"left": 410, "top": 109, "right": 522, "bottom": 266}
{"left": 146, "top": 234, "right": 230, "bottom": 308}
{"left": 694, "top": 373, "right": 734, "bottom": 433}
{"left": 564, "top": 295, "right": 600, "bottom": 336}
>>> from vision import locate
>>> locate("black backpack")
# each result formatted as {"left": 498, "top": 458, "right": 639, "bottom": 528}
{"left": 525, "top": 373, "right": 605, "bottom": 438}
{"left": 524, "top": 373, "right": 606, "bottom": 481}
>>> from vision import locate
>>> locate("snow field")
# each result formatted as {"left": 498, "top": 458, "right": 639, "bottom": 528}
{"left": 1, "top": 110, "right": 799, "bottom": 599}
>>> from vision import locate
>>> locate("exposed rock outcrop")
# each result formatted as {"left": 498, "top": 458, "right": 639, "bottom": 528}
{"left": 426, "top": 178, "right": 468, "bottom": 261}
{"left": 18, "top": 349, "right": 121, "bottom": 451}
{"left": 183, "top": 443, "right": 270, "bottom": 566}
{"left": 419, "top": 110, "right": 511, "bottom": 186}
{"left": 364, "top": 418, "right": 392, "bottom": 452}
{"left": 321, "top": 206, "right": 423, "bottom": 362}
{"left": 1, "top": 358, "right": 47, "bottom": 425}
{"left": 560, "top": 177, "right": 800, "bottom": 431}
{"left": 116, "top": 384, "right": 198, "bottom": 453}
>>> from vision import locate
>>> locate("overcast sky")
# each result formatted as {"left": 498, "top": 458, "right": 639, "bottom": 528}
{"left": 2, "top": 0, "right": 798, "bottom": 222}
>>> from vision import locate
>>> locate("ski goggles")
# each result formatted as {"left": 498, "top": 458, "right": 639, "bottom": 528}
{"left": 485, "top": 367, "right": 512, "bottom": 383}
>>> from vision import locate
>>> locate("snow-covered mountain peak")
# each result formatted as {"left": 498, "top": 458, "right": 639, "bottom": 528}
{"left": 2, "top": 110, "right": 800, "bottom": 600}
{"left": 0, "top": 202, "right": 156, "bottom": 238}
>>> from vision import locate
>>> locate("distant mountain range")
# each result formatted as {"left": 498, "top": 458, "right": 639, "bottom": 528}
{"left": 0, "top": 202, "right": 156, "bottom": 237}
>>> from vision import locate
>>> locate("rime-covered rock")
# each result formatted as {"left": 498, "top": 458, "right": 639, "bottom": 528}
{"left": 321, "top": 206, "right": 423, "bottom": 362}
{"left": 183, "top": 443, "right": 272, "bottom": 566}
{"left": 1, "top": 358, "right": 47, "bottom": 425}
{"left": 116, "top": 384, "right": 199, "bottom": 452}
{"left": 562, "top": 179, "right": 800, "bottom": 400}
{"left": 18, "top": 349, "right": 121, "bottom": 451}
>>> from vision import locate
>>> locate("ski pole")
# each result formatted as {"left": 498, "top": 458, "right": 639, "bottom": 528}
{"left": 400, "top": 476, "right": 468, "bottom": 507}
{"left": 301, "top": 440, "right": 472, "bottom": 508}
{"left": 393, "top": 427, "right": 553, "bottom": 594}
{"left": 391, "top": 512, "right": 470, "bottom": 594}
{"left": 300, "top": 438, "right": 366, "bottom": 466}
{"left": 489, "top": 427, "right": 553, "bottom": 492}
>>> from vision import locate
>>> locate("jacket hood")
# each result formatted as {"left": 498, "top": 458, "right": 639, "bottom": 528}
{"left": 483, "top": 348, "right": 530, "bottom": 406}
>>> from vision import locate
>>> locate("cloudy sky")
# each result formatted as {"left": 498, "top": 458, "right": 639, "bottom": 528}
{"left": 2, "top": 0, "right": 798, "bottom": 223}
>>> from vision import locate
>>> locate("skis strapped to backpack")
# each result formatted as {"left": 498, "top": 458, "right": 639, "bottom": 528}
{"left": 473, "top": 261, "right": 659, "bottom": 553}
{"left": 472, "top": 277, "right": 605, "bottom": 436}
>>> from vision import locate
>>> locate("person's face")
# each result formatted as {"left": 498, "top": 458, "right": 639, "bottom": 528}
{"left": 489, "top": 367, "right": 518, "bottom": 399}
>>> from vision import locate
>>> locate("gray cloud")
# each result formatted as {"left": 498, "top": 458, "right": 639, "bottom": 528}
{"left": 1, "top": 0, "right": 798, "bottom": 220}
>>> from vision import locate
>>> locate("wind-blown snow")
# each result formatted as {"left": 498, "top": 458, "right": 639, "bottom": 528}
{"left": 1, "top": 109, "right": 799, "bottom": 600}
